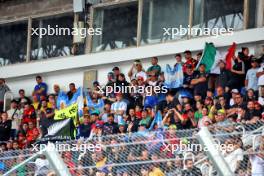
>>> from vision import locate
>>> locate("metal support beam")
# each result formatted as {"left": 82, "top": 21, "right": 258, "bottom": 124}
{"left": 243, "top": 0, "right": 249, "bottom": 29}
{"left": 43, "top": 143, "right": 72, "bottom": 176}
{"left": 136, "top": 0, "right": 143, "bottom": 46}
{"left": 256, "top": 0, "right": 264, "bottom": 27}
{"left": 197, "top": 127, "right": 234, "bottom": 176}
{"left": 26, "top": 17, "right": 32, "bottom": 62}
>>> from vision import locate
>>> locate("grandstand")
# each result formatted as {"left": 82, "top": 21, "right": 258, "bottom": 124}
{"left": 0, "top": 0, "right": 264, "bottom": 176}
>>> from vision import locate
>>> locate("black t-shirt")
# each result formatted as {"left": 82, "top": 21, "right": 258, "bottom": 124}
{"left": 193, "top": 71, "right": 208, "bottom": 96}
{"left": 244, "top": 109, "right": 262, "bottom": 121}
{"left": 79, "top": 123, "right": 92, "bottom": 138}
{"left": 158, "top": 98, "right": 179, "bottom": 112}
{"left": 0, "top": 120, "right": 12, "bottom": 141}
{"left": 103, "top": 122, "right": 119, "bottom": 135}
{"left": 218, "top": 69, "right": 232, "bottom": 88}
{"left": 183, "top": 72, "right": 195, "bottom": 87}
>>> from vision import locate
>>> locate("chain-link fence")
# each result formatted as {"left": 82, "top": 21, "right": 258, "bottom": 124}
{"left": 1, "top": 121, "right": 264, "bottom": 176}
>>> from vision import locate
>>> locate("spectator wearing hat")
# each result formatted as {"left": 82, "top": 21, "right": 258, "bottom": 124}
{"left": 245, "top": 58, "right": 259, "bottom": 92}
{"left": 7, "top": 100, "right": 22, "bottom": 140}
{"left": 0, "top": 78, "right": 10, "bottom": 112}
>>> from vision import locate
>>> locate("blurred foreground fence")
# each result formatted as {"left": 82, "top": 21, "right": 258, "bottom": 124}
{"left": 1, "top": 121, "right": 264, "bottom": 176}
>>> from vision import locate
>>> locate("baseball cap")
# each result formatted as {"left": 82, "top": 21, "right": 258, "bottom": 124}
{"left": 112, "top": 67, "right": 120, "bottom": 71}
{"left": 231, "top": 89, "right": 239, "bottom": 94}
{"left": 217, "top": 109, "right": 225, "bottom": 115}
{"left": 91, "top": 109, "right": 100, "bottom": 116}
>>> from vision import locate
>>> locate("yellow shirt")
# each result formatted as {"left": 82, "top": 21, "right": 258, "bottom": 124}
{"left": 149, "top": 167, "right": 165, "bottom": 176}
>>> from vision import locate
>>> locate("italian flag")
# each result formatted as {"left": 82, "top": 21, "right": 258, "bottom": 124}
{"left": 196, "top": 43, "right": 222, "bottom": 73}
{"left": 225, "top": 42, "right": 236, "bottom": 70}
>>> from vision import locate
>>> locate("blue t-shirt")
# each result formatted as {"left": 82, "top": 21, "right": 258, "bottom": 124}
{"left": 34, "top": 82, "right": 48, "bottom": 97}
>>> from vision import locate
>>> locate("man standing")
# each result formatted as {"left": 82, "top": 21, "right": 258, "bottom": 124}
{"left": 34, "top": 76, "right": 48, "bottom": 100}
{"left": 0, "top": 78, "right": 10, "bottom": 112}
{"left": 245, "top": 59, "right": 259, "bottom": 92}
{"left": 67, "top": 83, "right": 77, "bottom": 101}
{"left": 111, "top": 93, "right": 127, "bottom": 124}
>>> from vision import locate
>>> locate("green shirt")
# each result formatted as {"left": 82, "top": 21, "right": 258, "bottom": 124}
{"left": 147, "top": 65, "right": 161, "bottom": 75}
{"left": 194, "top": 111, "right": 203, "bottom": 122}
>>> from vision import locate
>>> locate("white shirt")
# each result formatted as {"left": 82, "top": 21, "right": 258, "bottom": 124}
{"left": 258, "top": 96, "right": 264, "bottom": 106}
{"left": 111, "top": 100, "right": 127, "bottom": 124}
{"left": 7, "top": 108, "right": 23, "bottom": 130}
{"left": 224, "top": 148, "right": 243, "bottom": 172}
{"left": 257, "top": 66, "right": 264, "bottom": 86}
{"left": 250, "top": 155, "right": 264, "bottom": 176}
{"left": 135, "top": 71, "right": 147, "bottom": 81}
{"left": 246, "top": 68, "right": 259, "bottom": 90}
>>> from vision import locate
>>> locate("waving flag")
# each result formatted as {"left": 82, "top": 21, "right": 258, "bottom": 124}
{"left": 56, "top": 91, "right": 69, "bottom": 109}
{"left": 196, "top": 43, "right": 217, "bottom": 72}
{"left": 164, "top": 64, "right": 183, "bottom": 88}
{"left": 225, "top": 42, "right": 236, "bottom": 70}
{"left": 68, "top": 87, "right": 82, "bottom": 105}
{"left": 86, "top": 92, "right": 104, "bottom": 111}
{"left": 148, "top": 111, "right": 163, "bottom": 131}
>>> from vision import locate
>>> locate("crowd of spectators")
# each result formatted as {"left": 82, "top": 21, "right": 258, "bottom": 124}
{"left": 0, "top": 45, "right": 264, "bottom": 175}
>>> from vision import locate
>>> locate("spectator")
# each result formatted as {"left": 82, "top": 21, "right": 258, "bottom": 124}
{"left": 18, "top": 89, "right": 31, "bottom": 105}
{"left": 78, "top": 114, "right": 92, "bottom": 138}
{"left": 128, "top": 60, "right": 147, "bottom": 81}
{"left": 245, "top": 59, "right": 259, "bottom": 92}
{"left": 0, "top": 78, "right": 10, "bottom": 112}
{"left": 230, "top": 55, "right": 245, "bottom": 90}
{"left": 103, "top": 113, "right": 119, "bottom": 135}
{"left": 34, "top": 76, "right": 48, "bottom": 100}
{"left": 182, "top": 159, "right": 202, "bottom": 176}
{"left": 182, "top": 50, "right": 197, "bottom": 73}
{"left": 22, "top": 103, "right": 36, "bottom": 125}
{"left": 147, "top": 57, "right": 161, "bottom": 76}
{"left": 112, "top": 66, "right": 121, "bottom": 83}
{"left": 191, "top": 64, "right": 208, "bottom": 98}
{"left": 53, "top": 84, "right": 60, "bottom": 97}
{"left": 111, "top": 93, "right": 127, "bottom": 124}
{"left": 217, "top": 60, "right": 232, "bottom": 91}
{"left": 7, "top": 100, "right": 22, "bottom": 140}
{"left": 0, "top": 112, "right": 12, "bottom": 141}
{"left": 67, "top": 83, "right": 77, "bottom": 100}
{"left": 26, "top": 121, "right": 39, "bottom": 144}
{"left": 248, "top": 141, "right": 264, "bottom": 176}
